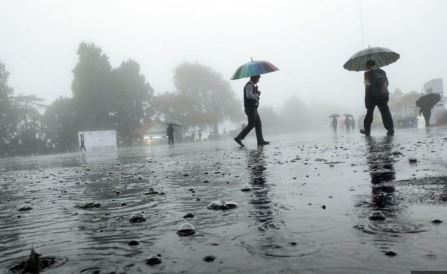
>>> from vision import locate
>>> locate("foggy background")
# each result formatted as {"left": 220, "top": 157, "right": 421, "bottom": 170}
{"left": 1, "top": 0, "right": 447, "bottom": 157}
{"left": 1, "top": 0, "right": 446, "bottom": 112}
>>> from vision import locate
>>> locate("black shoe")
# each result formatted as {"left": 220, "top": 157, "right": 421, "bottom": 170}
{"left": 234, "top": 138, "right": 244, "bottom": 147}
{"left": 360, "top": 129, "right": 370, "bottom": 136}
{"left": 258, "top": 141, "right": 270, "bottom": 146}
{"left": 386, "top": 131, "right": 394, "bottom": 136}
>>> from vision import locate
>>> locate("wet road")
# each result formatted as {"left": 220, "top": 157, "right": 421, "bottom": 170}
{"left": 1, "top": 129, "right": 447, "bottom": 273}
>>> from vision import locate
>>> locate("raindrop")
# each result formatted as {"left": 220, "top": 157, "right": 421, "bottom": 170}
{"left": 146, "top": 255, "right": 162, "bottom": 265}
{"left": 203, "top": 255, "right": 215, "bottom": 262}
{"left": 129, "top": 212, "right": 146, "bottom": 223}
{"left": 177, "top": 222, "right": 196, "bottom": 236}
{"left": 369, "top": 211, "right": 386, "bottom": 221}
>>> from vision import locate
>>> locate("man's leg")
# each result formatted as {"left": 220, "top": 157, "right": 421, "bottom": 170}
{"left": 363, "top": 106, "right": 375, "bottom": 135}
{"left": 377, "top": 101, "right": 394, "bottom": 134}
{"left": 422, "top": 111, "right": 431, "bottom": 128}
{"left": 254, "top": 109, "right": 265, "bottom": 144}
{"left": 236, "top": 108, "right": 256, "bottom": 141}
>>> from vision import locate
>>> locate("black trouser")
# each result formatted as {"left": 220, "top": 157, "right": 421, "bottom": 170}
{"left": 364, "top": 99, "right": 394, "bottom": 134}
{"left": 421, "top": 110, "right": 431, "bottom": 128}
{"left": 168, "top": 135, "right": 174, "bottom": 145}
{"left": 236, "top": 107, "right": 264, "bottom": 143}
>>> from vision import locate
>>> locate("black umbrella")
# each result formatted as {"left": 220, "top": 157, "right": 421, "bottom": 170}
{"left": 329, "top": 114, "right": 340, "bottom": 118}
{"left": 416, "top": 93, "right": 441, "bottom": 110}
{"left": 165, "top": 122, "right": 182, "bottom": 127}
{"left": 343, "top": 46, "right": 400, "bottom": 72}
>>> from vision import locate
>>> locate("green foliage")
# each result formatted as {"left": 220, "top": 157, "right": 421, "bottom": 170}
{"left": 11, "top": 95, "right": 46, "bottom": 152}
{"left": 70, "top": 42, "right": 154, "bottom": 145}
{"left": 42, "top": 97, "right": 77, "bottom": 151}
{"left": 0, "top": 63, "right": 15, "bottom": 154}
{"left": 0, "top": 62, "right": 48, "bottom": 155}
{"left": 110, "top": 60, "right": 154, "bottom": 144}
{"left": 72, "top": 42, "right": 113, "bottom": 130}
{"left": 1, "top": 46, "right": 246, "bottom": 155}
{"left": 154, "top": 62, "right": 242, "bottom": 136}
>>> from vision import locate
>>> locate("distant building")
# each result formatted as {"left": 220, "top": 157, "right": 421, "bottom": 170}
{"left": 423, "top": 78, "right": 447, "bottom": 126}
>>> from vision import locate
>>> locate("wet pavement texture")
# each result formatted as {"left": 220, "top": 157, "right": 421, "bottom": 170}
{"left": 1, "top": 129, "right": 447, "bottom": 273}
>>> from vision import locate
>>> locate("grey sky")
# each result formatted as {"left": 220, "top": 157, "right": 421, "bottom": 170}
{"left": 1, "top": 0, "right": 446, "bottom": 113}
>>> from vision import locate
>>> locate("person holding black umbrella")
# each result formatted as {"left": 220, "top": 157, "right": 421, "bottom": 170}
{"left": 416, "top": 93, "right": 441, "bottom": 128}
{"left": 360, "top": 60, "right": 394, "bottom": 136}
{"left": 343, "top": 46, "right": 399, "bottom": 137}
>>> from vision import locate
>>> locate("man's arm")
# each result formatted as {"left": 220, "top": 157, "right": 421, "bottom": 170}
{"left": 245, "top": 84, "right": 259, "bottom": 100}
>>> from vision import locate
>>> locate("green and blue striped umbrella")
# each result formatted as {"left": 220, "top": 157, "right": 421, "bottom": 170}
{"left": 231, "top": 60, "right": 279, "bottom": 80}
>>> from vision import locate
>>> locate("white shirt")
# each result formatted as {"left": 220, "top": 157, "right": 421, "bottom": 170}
{"left": 244, "top": 81, "right": 259, "bottom": 101}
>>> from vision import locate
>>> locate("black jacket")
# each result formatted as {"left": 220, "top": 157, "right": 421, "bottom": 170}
{"left": 364, "top": 68, "right": 389, "bottom": 107}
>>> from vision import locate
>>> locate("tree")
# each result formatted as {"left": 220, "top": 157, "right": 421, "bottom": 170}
{"left": 171, "top": 63, "right": 243, "bottom": 136}
{"left": 71, "top": 43, "right": 155, "bottom": 145}
{"left": 72, "top": 42, "right": 113, "bottom": 131}
{"left": 110, "top": 60, "right": 154, "bottom": 144}
{"left": 42, "top": 97, "right": 77, "bottom": 152}
{"left": 0, "top": 62, "right": 16, "bottom": 155}
{"left": 11, "top": 95, "right": 46, "bottom": 153}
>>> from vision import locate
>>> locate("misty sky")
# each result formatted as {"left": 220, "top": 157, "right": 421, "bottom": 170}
{"left": 1, "top": 0, "right": 446, "bottom": 114}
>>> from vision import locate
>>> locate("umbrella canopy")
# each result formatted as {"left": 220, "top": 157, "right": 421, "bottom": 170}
{"left": 329, "top": 114, "right": 340, "bottom": 118}
{"left": 416, "top": 93, "right": 441, "bottom": 110}
{"left": 343, "top": 47, "right": 400, "bottom": 71}
{"left": 231, "top": 60, "right": 278, "bottom": 80}
{"left": 165, "top": 122, "right": 182, "bottom": 127}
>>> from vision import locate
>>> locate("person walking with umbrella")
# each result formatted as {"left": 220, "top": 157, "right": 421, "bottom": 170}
{"left": 344, "top": 114, "right": 352, "bottom": 133}
{"left": 329, "top": 114, "right": 339, "bottom": 133}
{"left": 350, "top": 116, "right": 355, "bottom": 131}
{"left": 332, "top": 117, "right": 338, "bottom": 132}
{"left": 361, "top": 60, "right": 394, "bottom": 136}
{"left": 79, "top": 134, "right": 86, "bottom": 152}
{"left": 167, "top": 124, "right": 174, "bottom": 146}
{"left": 416, "top": 93, "right": 441, "bottom": 128}
{"left": 344, "top": 47, "right": 399, "bottom": 136}
{"left": 232, "top": 60, "right": 278, "bottom": 147}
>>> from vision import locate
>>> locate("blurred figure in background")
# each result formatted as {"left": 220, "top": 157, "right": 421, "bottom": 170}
{"left": 167, "top": 125, "right": 174, "bottom": 146}
{"left": 331, "top": 117, "right": 338, "bottom": 133}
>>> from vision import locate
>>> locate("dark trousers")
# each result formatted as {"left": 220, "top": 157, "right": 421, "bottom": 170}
{"left": 421, "top": 110, "right": 431, "bottom": 128}
{"left": 236, "top": 107, "right": 264, "bottom": 143}
{"left": 168, "top": 135, "right": 174, "bottom": 145}
{"left": 364, "top": 99, "right": 394, "bottom": 134}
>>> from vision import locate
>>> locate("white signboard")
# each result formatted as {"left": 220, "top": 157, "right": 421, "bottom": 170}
{"left": 78, "top": 130, "right": 117, "bottom": 152}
